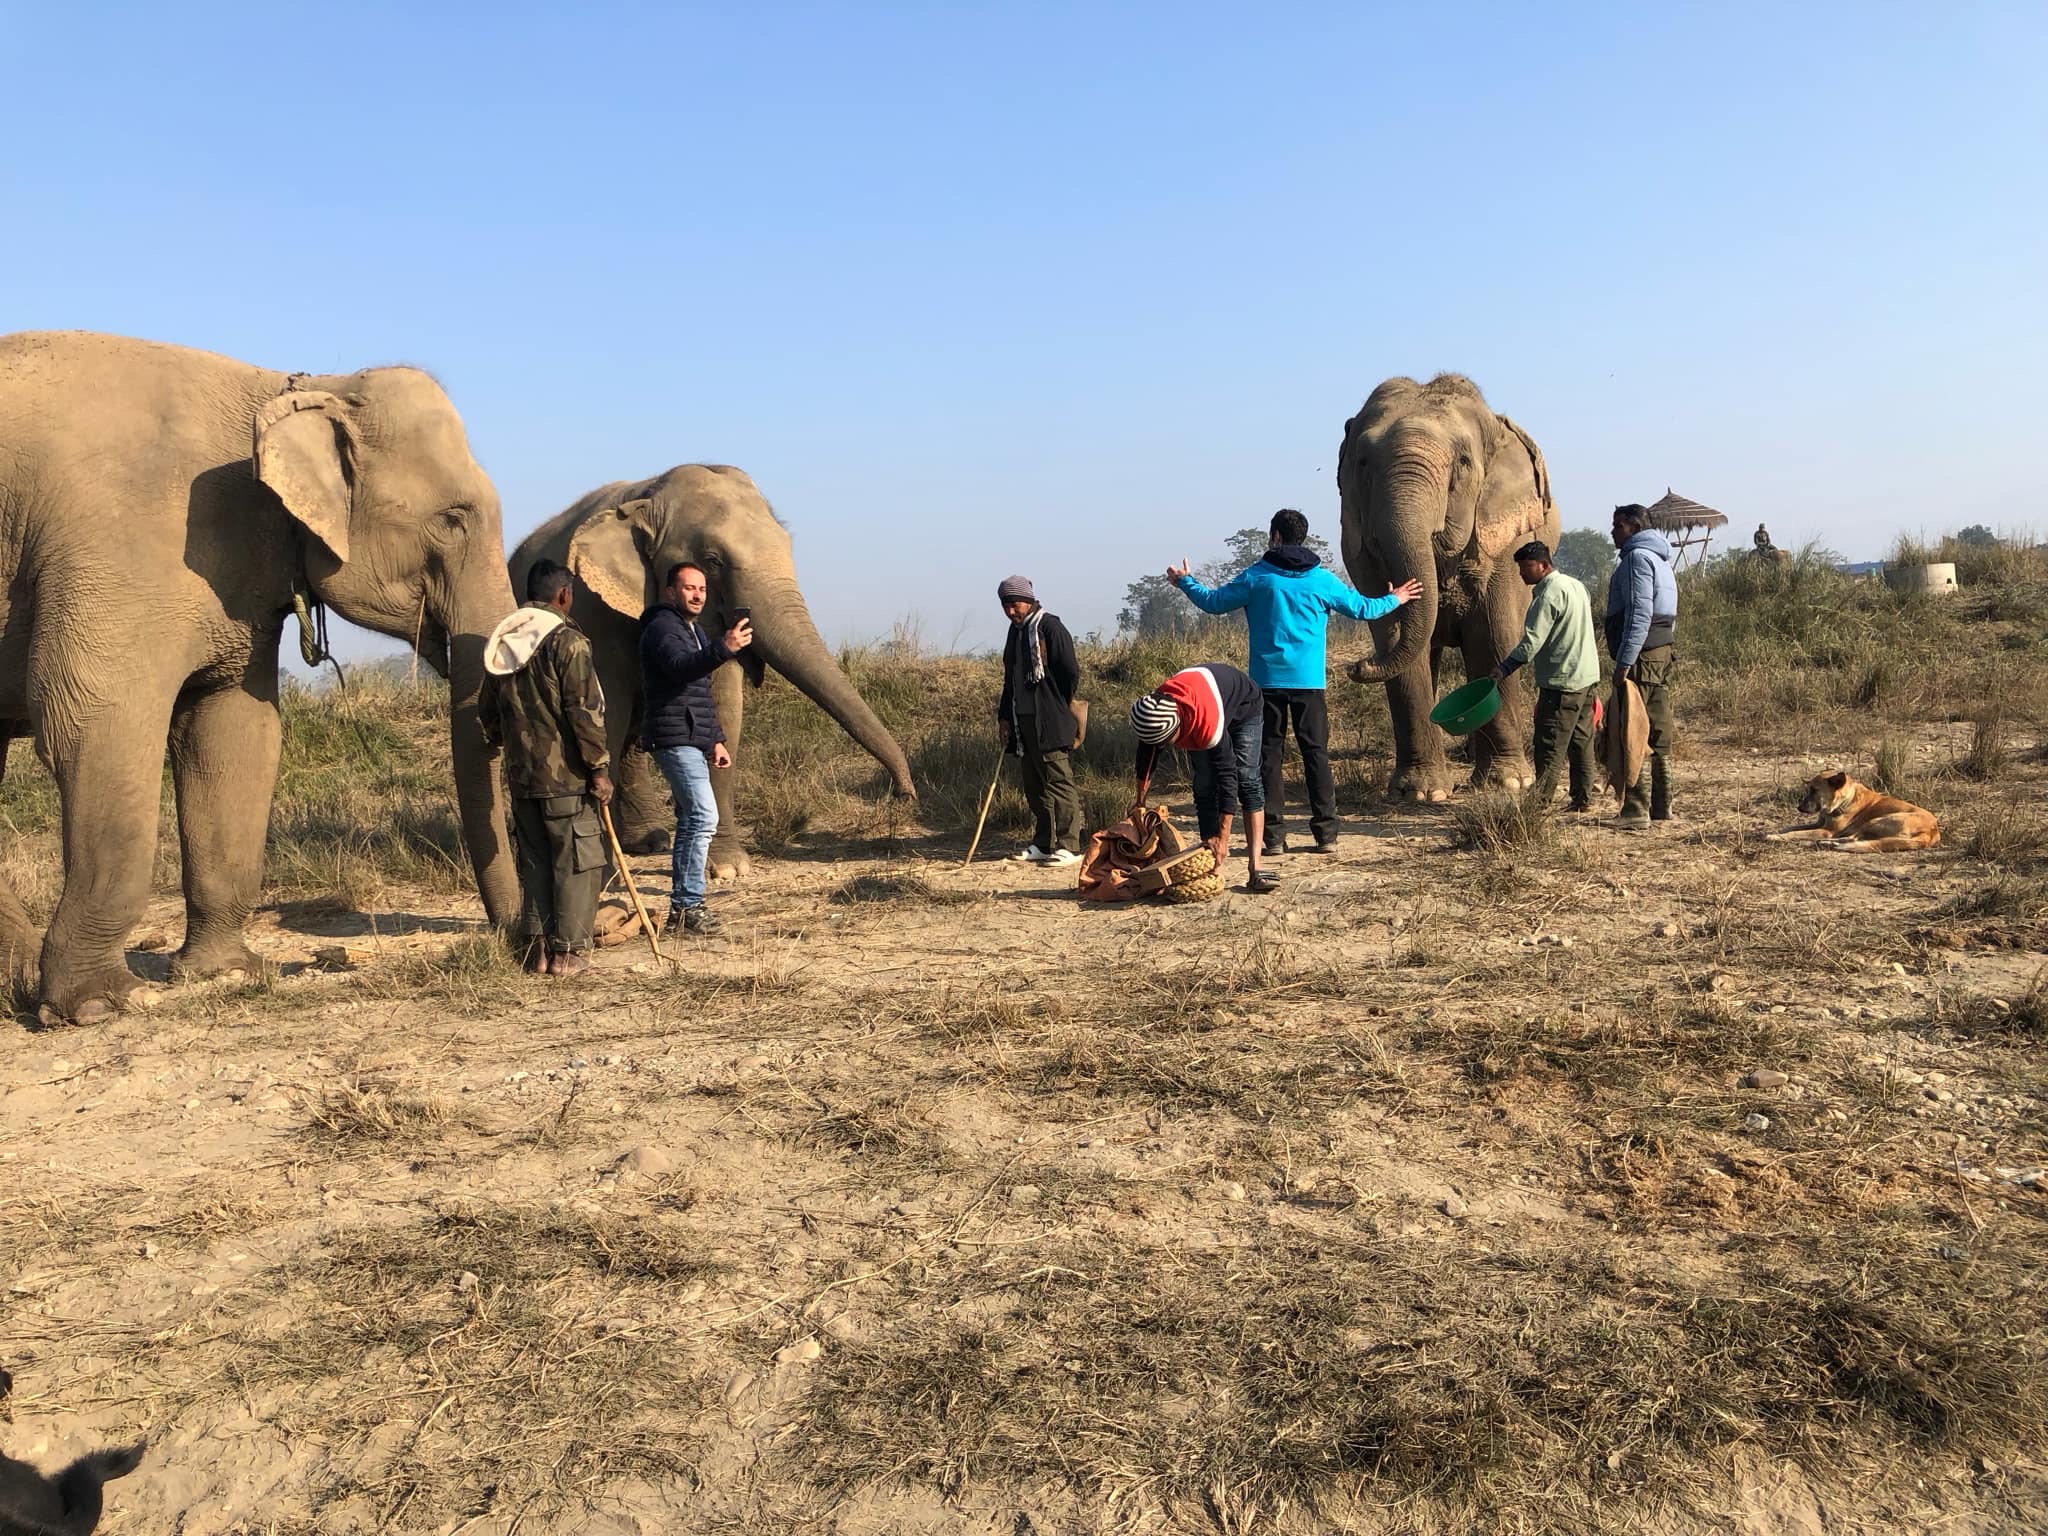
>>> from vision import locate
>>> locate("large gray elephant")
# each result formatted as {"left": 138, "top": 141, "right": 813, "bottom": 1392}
{"left": 0, "top": 331, "right": 520, "bottom": 1021}
{"left": 509, "top": 465, "right": 914, "bottom": 876}
{"left": 1338, "top": 374, "right": 1560, "bottom": 801}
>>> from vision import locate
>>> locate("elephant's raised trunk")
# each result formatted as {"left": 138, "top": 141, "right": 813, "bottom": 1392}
{"left": 443, "top": 565, "right": 522, "bottom": 926}
{"left": 1350, "top": 467, "right": 1442, "bottom": 685}
{"left": 749, "top": 580, "right": 915, "bottom": 798}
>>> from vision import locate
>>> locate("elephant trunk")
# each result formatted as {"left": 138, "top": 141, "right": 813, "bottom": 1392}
{"left": 443, "top": 563, "right": 522, "bottom": 926}
{"left": 1350, "top": 464, "right": 1443, "bottom": 685}
{"left": 748, "top": 580, "right": 916, "bottom": 798}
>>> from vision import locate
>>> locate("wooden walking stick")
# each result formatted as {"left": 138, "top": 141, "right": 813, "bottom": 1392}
{"left": 597, "top": 801, "right": 671, "bottom": 966}
{"left": 962, "top": 745, "right": 1006, "bottom": 867}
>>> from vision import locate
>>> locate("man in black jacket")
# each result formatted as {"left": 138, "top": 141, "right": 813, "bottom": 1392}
{"left": 640, "top": 561, "right": 753, "bottom": 934}
{"left": 995, "top": 575, "right": 1083, "bottom": 865}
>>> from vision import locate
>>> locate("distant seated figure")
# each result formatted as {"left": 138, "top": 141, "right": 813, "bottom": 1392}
{"left": 1753, "top": 524, "right": 1774, "bottom": 551}
{"left": 1752, "top": 524, "right": 1790, "bottom": 564}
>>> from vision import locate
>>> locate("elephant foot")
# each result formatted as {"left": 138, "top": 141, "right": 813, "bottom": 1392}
{"left": 1473, "top": 762, "right": 1536, "bottom": 793}
{"left": 170, "top": 938, "right": 268, "bottom": 984}
{"left": 620, "top": 828, "right": 672, "bottom": 857}
{"left": 36, "top": 964, "right": 158, "bottom": 1027}
{"left": 708, "top": 835, "right": 751, "bottom": 881}
{"left": 1388, "top": 763, "right": 1457, "bottom": 804}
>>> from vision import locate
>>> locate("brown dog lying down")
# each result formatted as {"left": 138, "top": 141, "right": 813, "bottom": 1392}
{"left": 1767, "top": 771, "right": 1941, "bottom": 852}
{"left": 0, "top": 1369, "right": 145, "bottom": 1536}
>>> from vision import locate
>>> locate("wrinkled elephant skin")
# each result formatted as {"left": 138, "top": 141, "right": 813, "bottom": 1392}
{"left": 0, "top": 331, "right": 519, "bottom": 1023}
{"left": 509, "top": 465, "right": 915, "bottom": 880}
{"left": 1337, "top": 374, "right": 1561, "bottom": 801}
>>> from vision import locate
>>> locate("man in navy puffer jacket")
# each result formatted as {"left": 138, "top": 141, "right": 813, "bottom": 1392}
{"left": 1172, "top": 509, "right": 1420, "bottom": 853}
{"left": 640, "top": 561, "right": 753, "bottom": 934}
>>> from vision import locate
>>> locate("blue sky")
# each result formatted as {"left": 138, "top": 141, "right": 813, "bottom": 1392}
{"left": 6, "top": 2, "right": 2043, "bottom": 662}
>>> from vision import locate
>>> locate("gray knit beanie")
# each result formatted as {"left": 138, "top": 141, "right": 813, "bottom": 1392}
{"left": 996, "top": 575, "right": 1036, "bottom": 605}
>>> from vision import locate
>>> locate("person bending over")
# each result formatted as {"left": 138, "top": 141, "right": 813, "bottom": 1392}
{"left": 1129, "top": 662, "right": 1277, "bottom": 894}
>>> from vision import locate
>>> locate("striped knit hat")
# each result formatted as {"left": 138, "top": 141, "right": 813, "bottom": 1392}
{"left": 1129, "top": 691, "right": 1180, "bottom": 743}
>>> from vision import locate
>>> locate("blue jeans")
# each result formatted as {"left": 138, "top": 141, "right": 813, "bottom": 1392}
{"left": 651, "top": 744, "right": 719, "bottom": 909}
{"left": 1187, "top": 716, "right": 1265, "bottom": 840}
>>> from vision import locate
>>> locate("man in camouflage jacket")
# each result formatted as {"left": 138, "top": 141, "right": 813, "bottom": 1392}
{"left": 479, "top": 559, "right": 614, "bottom": 976}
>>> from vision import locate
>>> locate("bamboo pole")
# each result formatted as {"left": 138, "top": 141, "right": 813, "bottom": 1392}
{"left": 962, "top": 747, "right": 1006, "bottom": 867}
{"left": 598, "top": 802, "right": 670, "bottom": 966}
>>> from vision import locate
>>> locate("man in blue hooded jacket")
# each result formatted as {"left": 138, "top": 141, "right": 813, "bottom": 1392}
{"left": 1170, "top": 509, "right": 1420, "bottom": 854}
{"left": 1604, "top": 503, "right": 1680, "bottom": 827}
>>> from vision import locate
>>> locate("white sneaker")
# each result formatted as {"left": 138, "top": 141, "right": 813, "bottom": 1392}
{"left": 1009, "top": 844, "right": 1049, "bottom": 862}
{"left": 1041, "top": 848, "right": 1081, "bottom": 867}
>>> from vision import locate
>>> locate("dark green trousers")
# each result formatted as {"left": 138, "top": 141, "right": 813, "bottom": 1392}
{"left": 1621, "top": 646, "right": 1676, "bottom": 819}
{"left": 511, "top": 793, "right": 605, "bottom": 952}
{"left": 1017, "top": 713, "right": 1082, "bottom": 854}
{"left": 1531, "top": 684, "right": 1597, "bottom": 809}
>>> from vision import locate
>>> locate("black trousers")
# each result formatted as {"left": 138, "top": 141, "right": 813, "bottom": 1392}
{"left": 1531, "top": 685, "right": 1597, "bottom": 810}
{"left": 1259, "top": 687, "right": 1336, "bottom": 845}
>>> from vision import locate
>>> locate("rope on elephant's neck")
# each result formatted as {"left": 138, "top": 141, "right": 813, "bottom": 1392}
{"left": 291, "top": 585, "right": 377, "bottom": 756}
{"left": 291, "top": 585, "right": 332, "bottom": 671}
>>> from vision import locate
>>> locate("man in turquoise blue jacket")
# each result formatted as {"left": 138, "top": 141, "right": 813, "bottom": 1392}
{"left": 1170, "top": 509, "right": 1420, "bottom": 853}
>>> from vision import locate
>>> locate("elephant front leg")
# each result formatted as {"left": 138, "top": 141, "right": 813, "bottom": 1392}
{"left": 168, "top": 681, "right": 281, "bottom": 982}
{"left": 37, "top": 695, "right": 179, "bottom": 1023}
{"left": 1464, "top": 572, "right": 1535, "bottom": 791}
{"left": 1384, "top": 653, "right": 1456, "bottom": 803}
{"left": 0, "top": 737, "right": 41, "bottom": 995}
{"left": 611, "top": 743, "right": 675, "bottom": 857}
{"left": 707, "top": 662, "right": 750, "bottom": 878}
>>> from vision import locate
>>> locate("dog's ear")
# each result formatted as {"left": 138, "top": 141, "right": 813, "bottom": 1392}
{"left": 1827, "top": 771, "right": 1850, "bottom": 790}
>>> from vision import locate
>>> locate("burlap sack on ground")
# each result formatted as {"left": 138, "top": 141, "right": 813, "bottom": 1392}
{"left": 1078, "top": 805, "right": 1187, "bottom": 902}
{"left": 1599, "top": 675, "right": 1650, "bottom": 805}
{"left": 593, "top": 896, "right": 643, "bottom": 946}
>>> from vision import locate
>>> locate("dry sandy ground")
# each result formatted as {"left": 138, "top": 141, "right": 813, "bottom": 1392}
{"left": 1, "top": 739, "right": 2043, "bottom": 1535}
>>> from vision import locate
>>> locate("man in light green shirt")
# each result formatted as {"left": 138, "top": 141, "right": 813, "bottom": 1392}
{"left": 1491, "top": 540, "right": 1600, "bottom": 811}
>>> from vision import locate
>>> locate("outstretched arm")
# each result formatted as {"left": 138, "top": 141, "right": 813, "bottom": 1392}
{"left": 1172, "top": 561, "right": 1254, "bottom": 616}
{"left": 1325, "top": 571, "right": 1420, "bottom": 622}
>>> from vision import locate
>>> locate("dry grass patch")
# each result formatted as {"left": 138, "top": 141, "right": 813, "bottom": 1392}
{"left": 1963, "top": 797, "right": 2048, "bottom": 868}
{"left": 1447, "top": 789, "right": 1556, "bottom": 855}
{"left": 297, "top": 1073, "right": 465, "bottom": 1146}
{"left": 0, "top": 1177, "right": 280, "bottom": 1267}
{"left": 1417, "top": 998, "right": 1815, "bottom": 1101}
{"left": 831, "top": 871, "right": 977, "bottom": 907}
{"left": 216, "top": 1207, "right": 717, "bottom": 1528}
{"left": 796, "top": 1091, "right": 958, "bottom": 1177}
{"left": 795, "top": 1229, "right": 2046, "bottom": 1533}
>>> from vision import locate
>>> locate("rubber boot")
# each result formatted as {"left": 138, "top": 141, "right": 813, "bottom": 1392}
{"left": 1618, "top": 773, "right": 1651, "bottom": 829}
{"left": 1649, "top": 755, "right": 1674, "bottom": 822}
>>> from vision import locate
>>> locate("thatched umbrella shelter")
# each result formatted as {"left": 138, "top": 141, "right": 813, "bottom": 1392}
{"left": 1643, "top": 489, "right": 1729, "bottom": 570}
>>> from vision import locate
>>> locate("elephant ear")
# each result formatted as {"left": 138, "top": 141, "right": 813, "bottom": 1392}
{"left": 253, "top": 390, "right": 354, "bottom": 563}
{"left": 1470, "top": 415, "right": 1554, "bottom": 566}
{"left": 568, "top": 499, "right": 656, "bottom": 617}
{"left": 1496, "top": 414, "right": 1551, "bottom": 510}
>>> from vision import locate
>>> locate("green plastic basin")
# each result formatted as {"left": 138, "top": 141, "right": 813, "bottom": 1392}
{"left": 1430, "top": 677, "right": 1502, "bottom": 736}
